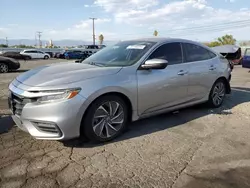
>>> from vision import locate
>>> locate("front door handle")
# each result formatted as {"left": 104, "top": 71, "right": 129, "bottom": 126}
{"left": 177, "top": 70, "right": 188, "bottom": 75}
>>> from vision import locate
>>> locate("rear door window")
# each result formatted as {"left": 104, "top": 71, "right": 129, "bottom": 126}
{"left": 183, "top": 43, "right": 215, "bottom": 62}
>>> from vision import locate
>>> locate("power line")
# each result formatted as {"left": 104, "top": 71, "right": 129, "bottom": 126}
{"left": 89, "top": 18, "right": 97, "bottom": 45}
{"left": 114, "top": 19, "right": 250, "bottom": 37}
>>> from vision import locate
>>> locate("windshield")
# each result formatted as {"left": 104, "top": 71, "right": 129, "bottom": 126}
{"left": 80, "top": 41, "right": 156, "bottom": 67}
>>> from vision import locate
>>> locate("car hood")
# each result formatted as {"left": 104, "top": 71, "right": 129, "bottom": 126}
{"left": 15, "top": 63, "right": 122, "bottom": 87}
{"left": 0, "top": 56, "right": 16, "bottom": 61}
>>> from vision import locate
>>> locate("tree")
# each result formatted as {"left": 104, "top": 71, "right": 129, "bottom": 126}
{"left": 207, "top": 41, "right": 221, "bottom": 47}
{"left": 239, "top": 41, "right": 250, "bottom": 46}
{"left": 0, "top": 44, "right": 8, "bottom": 48}
{"left": 99, "top": 34, "right": 104, "bottom": 45}
{"left": 12, "top": 44, "right": 34, "bottom": 48}
{"left": 217, "top": 34, "right": 236, "bottom": 45}
{"left": 153, "top": 30, "right": 158, "bottom": 36}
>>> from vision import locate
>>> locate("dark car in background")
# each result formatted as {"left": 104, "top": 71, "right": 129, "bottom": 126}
{"left": 64, "top": 50, "right": 91, "bottom": 60}
{"left": 0, "top": 56, "right": 20, "bottom": 73}
{"left": 55, "top": 50, "right": 70, "bottom": 59}
{"left": 1, "top": 51, "right": 31, "bottom": 60}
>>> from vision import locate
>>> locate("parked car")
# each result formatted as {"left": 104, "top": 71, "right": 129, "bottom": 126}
{"left": 45, "top": 52, "right": 54, "bottom": 58}
{"left": 98, "top": 45, "right": 106, "bottom": 49}
{"left": 55, "top": 51, "right": 66, "bottom": 59}
{"left": 242, "top": 48, "right": 250, "bottom": 68}
{"left": 1, "top": 51, "right": 31, "bottom": 60}
{"left": 84, "top": 45, "right": 99, "bottom": 49}
{"left": 20, "top": 50, "right": 50, "bottom": 59}
{"left": 0, "top": 56, "right": 20, "bottom": 73}
{"left": 211, "top": 45, "right": 242, "bottom": 66}
{"left": 64, "top": 51, "right": 87, "bottom": 59}
{"left": 8, "top": 38, "right": 231, "bottom": 142}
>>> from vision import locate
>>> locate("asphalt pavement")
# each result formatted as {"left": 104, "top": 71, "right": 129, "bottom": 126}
{"left": 0, "top": 60, "right": 250, "bottom": 188}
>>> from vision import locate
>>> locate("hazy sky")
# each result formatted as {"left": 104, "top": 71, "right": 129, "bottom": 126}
{"left": 1, "top": 0, "right": 250, "bottom": 41}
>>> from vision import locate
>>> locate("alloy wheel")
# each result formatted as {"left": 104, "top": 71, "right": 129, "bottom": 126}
{"left": 212, "top": 82, "right": 225, "bottom": 106}
{"left": 0, "top": 63, "right": 8, "bottom": 73}
{"left": 92, "top": 101, "right": 124, "bottom": 139}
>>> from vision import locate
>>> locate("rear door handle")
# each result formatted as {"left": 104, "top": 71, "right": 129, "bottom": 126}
{"left": 209, "top": 65, "right": 216, "bottom": 70}
{"left": 177, "top": 70, "right": 188, "bottom": 75}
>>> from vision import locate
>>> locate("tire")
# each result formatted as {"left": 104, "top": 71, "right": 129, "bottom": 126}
{"left": 0, "top": 63, "right": 9, "bottom": 73}
{"left": 44, "top": 55, "right": 49, "bottom": 59}
{"left": 208, "top": 79, "right": 226, "bottom": 108}
{"left": 82, "top": 95, "right": 128, "bottom": 142}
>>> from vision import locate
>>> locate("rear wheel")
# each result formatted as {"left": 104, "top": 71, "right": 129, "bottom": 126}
{"left": 208, "top": 79, "right": 226, "bottom": 108}
{"left": 82, "top": 95, "right": 128, "bottom": 142}
{"left": 25, "top": 56, "right": 31, "bottom": 60}
{"left": 0, "top": 63, "right": 9, "bottom": 73}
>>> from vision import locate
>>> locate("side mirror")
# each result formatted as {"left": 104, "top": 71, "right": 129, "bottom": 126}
{"left": 141, "top": 59, "right": 168, "bottom": 70}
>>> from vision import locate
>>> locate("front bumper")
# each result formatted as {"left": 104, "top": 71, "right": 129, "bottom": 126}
{"left": 9, "top": 84, "right": 87, "bottom": 140}
{"left": 10, "top": 62, "right": 20, "bottom": 70}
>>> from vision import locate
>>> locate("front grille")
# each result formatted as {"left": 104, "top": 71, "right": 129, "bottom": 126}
{"left": 9, "top": 92, "right": 34, "bottom": 116}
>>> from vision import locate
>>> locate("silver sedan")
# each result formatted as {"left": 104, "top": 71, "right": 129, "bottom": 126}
{"left": 8, "top": 38, "right": 232, "bottom": 142}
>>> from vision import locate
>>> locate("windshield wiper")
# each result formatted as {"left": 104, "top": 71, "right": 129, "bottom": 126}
{"left": 87, "top": 62, "right": 105, "bottom": 67}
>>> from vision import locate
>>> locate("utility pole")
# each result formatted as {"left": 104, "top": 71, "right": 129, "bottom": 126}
{"left": 5, "top": 37, "right": 8, "bottom": 46}
{"left": 35, "top": 32, "right": 37, "bottom": 47}
{"left": 89, "top": 18, "right": 97, "bottom": 45}
{"left": 37, "top": 31, "right": 42, "bottom": 48}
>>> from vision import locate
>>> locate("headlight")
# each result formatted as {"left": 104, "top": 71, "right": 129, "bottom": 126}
{"left": 36, "top": 88, "right": 81, "bottom": 103}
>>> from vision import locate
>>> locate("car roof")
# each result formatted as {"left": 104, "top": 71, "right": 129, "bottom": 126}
{"left": 122, "top": 37, "right": 204, "bottom": 45}
{"left": 23, "top": 49, "right": 36, "bottom": 51}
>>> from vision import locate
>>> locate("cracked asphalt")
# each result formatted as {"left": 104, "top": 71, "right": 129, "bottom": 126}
{"left": 0, "top": 60, "right": 250, "bottom": 188}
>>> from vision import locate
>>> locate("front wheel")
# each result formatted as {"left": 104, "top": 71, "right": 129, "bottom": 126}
{"left": 82, "top": 95, "right": 128, "bottom": 142}
{"left": 208, "top": 79, "right": 226, "bottom": 108}
{"left": 0, "top": 63, "right": 9, "bottom": 73}
{"left": 44, "top": 55, "right": 49, "bottom": 59}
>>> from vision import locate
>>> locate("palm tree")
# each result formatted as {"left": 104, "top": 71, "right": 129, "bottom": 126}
{"left": 153, "top": 30, "right": 158, "bottom": 36}
{"left": 99, "top": 34, "right": 104, "bottom": 45}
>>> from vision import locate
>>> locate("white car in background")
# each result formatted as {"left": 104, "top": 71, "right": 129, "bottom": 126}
{"left": 20, "top": 50, "right": 50, "bottom": 59}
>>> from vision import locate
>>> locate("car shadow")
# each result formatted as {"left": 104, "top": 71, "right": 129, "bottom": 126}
{"left": 0, "top": 115, "right": 15, "bottom": 134}
{"left": 62, "top": 87, "right": 250, "bottom": 148}
{"left": 10, "top": 69, "right": 30, "bottom": 73}
{"left": 178, "top": 164, "right": 250, "bottom": 188}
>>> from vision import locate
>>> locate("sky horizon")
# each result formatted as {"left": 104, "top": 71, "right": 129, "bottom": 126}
{"left": 1, "top": 0, "right": 250, "bottom": 42}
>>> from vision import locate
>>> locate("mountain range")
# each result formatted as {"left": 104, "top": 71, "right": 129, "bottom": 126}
{"left": 0, "top": 39, "right": 118, "bottom": 47}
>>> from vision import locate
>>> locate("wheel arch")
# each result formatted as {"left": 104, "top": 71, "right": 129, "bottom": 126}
{"left": 0, "top": 62, "right": 9, "bottom": 73}
{"left": 214, "top": 76, "right": 231, "bottom": 94}
{"left": 79, "top": 91, "right": 134, "bottom": 136}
